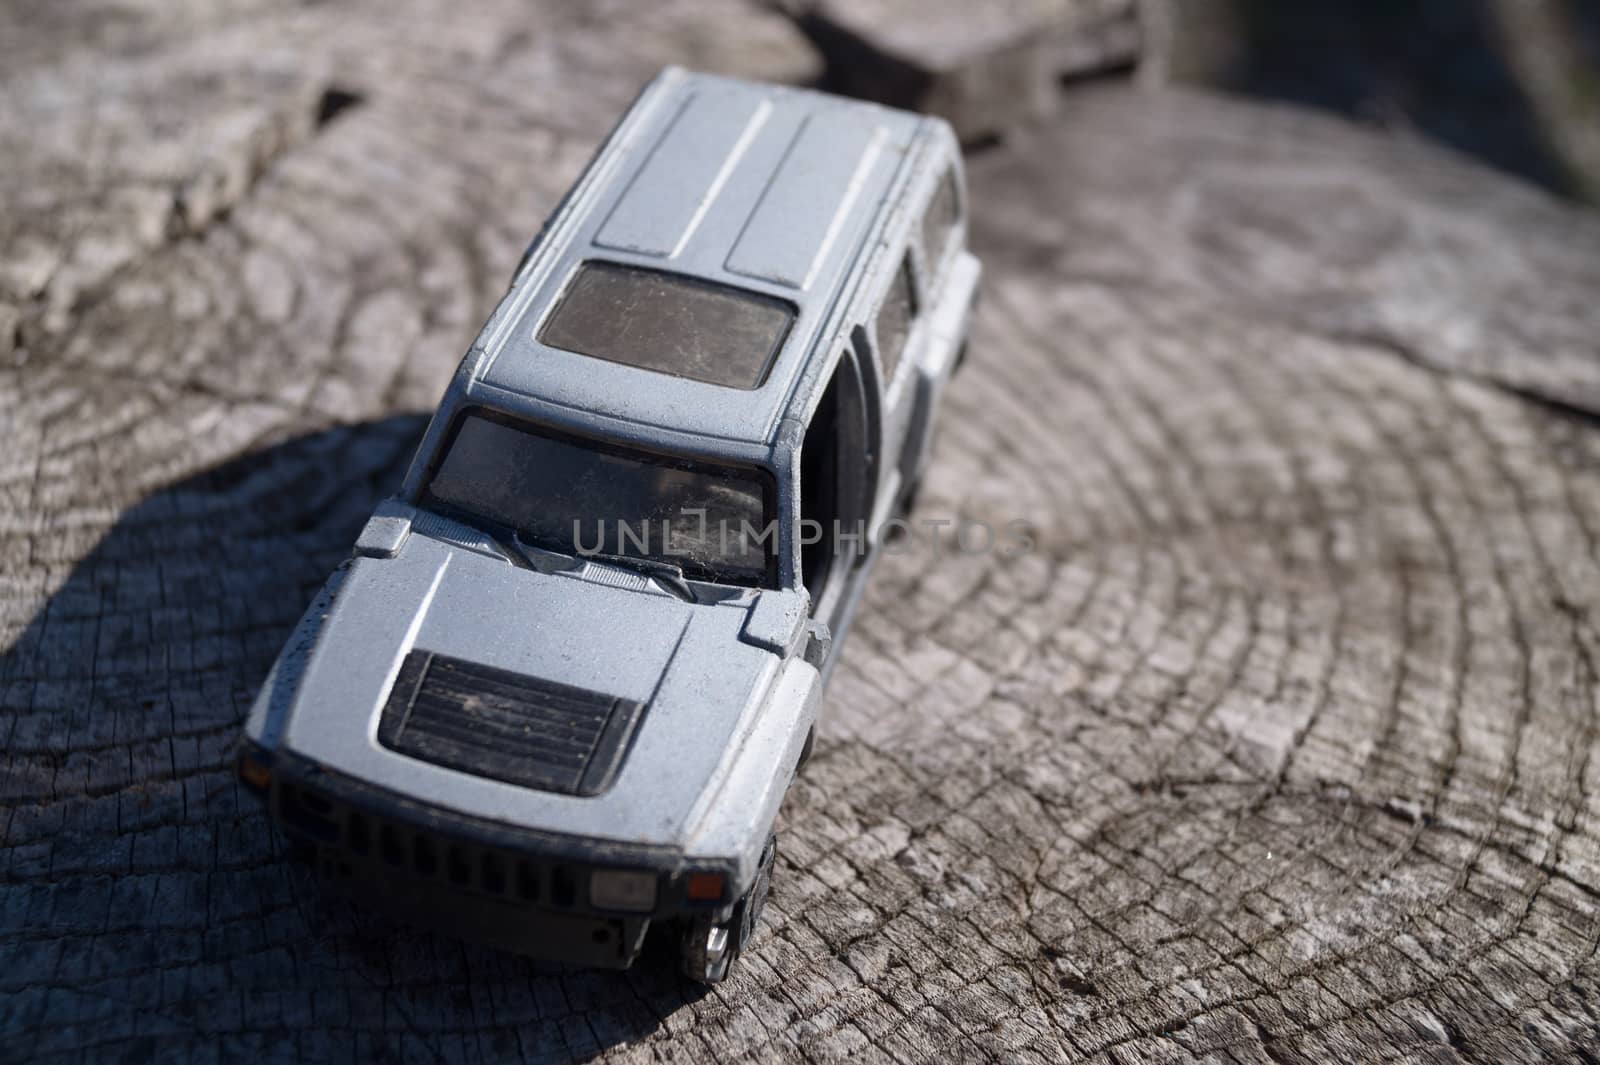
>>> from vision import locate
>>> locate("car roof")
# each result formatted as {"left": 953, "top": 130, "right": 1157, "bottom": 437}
{"left": 467, "top": 67, "right": 933, "bottom": 450}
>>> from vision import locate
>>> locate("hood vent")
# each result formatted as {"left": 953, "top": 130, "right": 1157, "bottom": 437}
{"left": 377, "top": 652, "right": 646, "bottom": 797}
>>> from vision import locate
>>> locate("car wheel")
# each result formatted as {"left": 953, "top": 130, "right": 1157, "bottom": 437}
{"left": 736, "top": 835, "right": 776, "bottom": 953}
{"left": 899, "top": 474, "right": 923, "bottom": 519}
{"left": 680, "top": 913, "right": 733, "bottom": 984}
{"left": 681, "top": 834, "right": 777, "bottom": 984}
{"left": 797, "top": 727, "right": 816, "bottom": 772}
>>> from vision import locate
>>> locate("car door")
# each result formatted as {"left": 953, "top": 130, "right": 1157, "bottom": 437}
{"left": 799, "top": 345, "right": 876, "bottom": 639}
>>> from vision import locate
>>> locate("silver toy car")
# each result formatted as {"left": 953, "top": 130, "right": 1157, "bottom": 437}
{"left": 237, "top": 66, "right": 980, "bottom": 982}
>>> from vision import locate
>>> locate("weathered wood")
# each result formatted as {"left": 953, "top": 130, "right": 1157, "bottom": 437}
{"left": 792, "top": 0, "right": 1142, "bottom": 142}
{"left": 4, "top": 4, "right": 1600, "bottom": 1063}
{"left": 1145, "top": 0, "right": 1600, "bottom": 206}
{"left": 968, "top": 87, "right": 1600, "bottom": 416}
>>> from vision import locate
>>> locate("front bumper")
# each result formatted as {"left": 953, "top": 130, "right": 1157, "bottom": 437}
{"left": 297, "top": 833, "right": 651, "bottom": 966}
{"left": 251, "top": 750, "right": 738, "bottom": 968}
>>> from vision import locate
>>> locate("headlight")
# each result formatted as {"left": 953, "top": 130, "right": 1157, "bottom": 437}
{"left": 590, "top": 869, "right": 658, "bottom": 912}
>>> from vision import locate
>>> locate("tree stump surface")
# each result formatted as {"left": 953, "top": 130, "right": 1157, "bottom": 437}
{"left": 4, "top": 4, "right": 1600, "bottom": 1064}
{"left": 788, "top": 0, "right": 1141, "bottom": 141}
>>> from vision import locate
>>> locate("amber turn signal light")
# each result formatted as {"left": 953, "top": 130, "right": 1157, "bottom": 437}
{"left": 236, "top": 745, "right": 273, "bottom": 793}
{"left": 685, "top": 871, "right": 726, "bottom": 902}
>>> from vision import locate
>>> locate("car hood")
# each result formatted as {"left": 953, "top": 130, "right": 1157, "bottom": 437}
{"left": 265, "top": 519, "right": 803, "bottom": 852}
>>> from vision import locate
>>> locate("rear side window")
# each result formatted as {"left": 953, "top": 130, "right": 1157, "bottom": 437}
{"left": 875, "top": 255, "right": 918, "bottom": 382}
{"left": 538, "top": 262, "right": 795, "bottom": 389}
{"left": 921, "top": 169, "right": 960, "bottom": 268}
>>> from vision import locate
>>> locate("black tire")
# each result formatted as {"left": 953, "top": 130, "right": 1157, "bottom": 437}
{"left": 680, "top": 913, "right": 732, "bottom": 984}
{"left": 796, "top": 727, "right": 817, "bottom": 773}
{"left": 681, "top": 834, "right": 777, "bottom": 984}
{"left": 736, "top": 835, "right": 776, "bottom": 954}
{"left": 899, "top": 474, "right": 923, "bottom": 519}
{"left": 952, "top": 336, "right": 970, "bottom": 376}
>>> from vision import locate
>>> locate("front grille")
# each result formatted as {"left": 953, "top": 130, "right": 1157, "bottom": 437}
{"left": 377, "top": 651, "right": 646, "bottom": 796}
{"left": 276, "top": 778, "right": 585, "bottom": 908}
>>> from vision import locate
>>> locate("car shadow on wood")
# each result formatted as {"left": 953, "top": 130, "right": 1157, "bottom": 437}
{"left": 1, "top": 414, "right": 707, "bottom": 1062}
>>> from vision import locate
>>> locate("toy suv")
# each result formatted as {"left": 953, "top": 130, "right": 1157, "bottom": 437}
{"left": 237, "top": 67, "right": 980, "bottom": 982}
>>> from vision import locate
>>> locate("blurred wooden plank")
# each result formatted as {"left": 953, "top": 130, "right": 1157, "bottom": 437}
{"left": 969, "top": 86, "right": 1600, "bottom": 415}
{"left": 793, "top": 0, "right": 1141, "bottom": 140}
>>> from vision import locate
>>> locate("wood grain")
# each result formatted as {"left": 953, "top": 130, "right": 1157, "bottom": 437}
{"left": 791, "top": 0, "right": 1141, "bottom": 141}
{"left": 4, "top": 3, "right": 1600, "bottom": 1063}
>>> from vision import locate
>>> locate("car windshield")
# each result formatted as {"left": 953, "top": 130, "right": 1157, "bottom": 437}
{"left": 421, "top": 411, "right": 776, "bottom": 587}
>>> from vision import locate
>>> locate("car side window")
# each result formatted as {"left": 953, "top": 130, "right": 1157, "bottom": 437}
{"left": 921, "top": 168, "right": 960, "bottom": 273}
{"left": 875, "top": 254, "right": 918, "bottom": 384}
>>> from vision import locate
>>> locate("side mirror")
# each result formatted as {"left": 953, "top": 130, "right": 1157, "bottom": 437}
{"left": 802, "top": 620, "right": 832, "bottom": 670}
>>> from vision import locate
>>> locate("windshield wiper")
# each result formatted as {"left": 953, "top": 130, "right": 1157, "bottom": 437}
{"left": 581, "top": 551, "right": 697, "bottom": 603}
{"left": 421, "top": 507, "right": 575, "bottom": 574}
{"left": 455, "top": 518, "right": 537, "bottom": 571}
{"left": 507, "top": 530, "right": 583, "bottom": 574}
{"left": 419, "top": 506, "right": 699, "bottom": 600}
